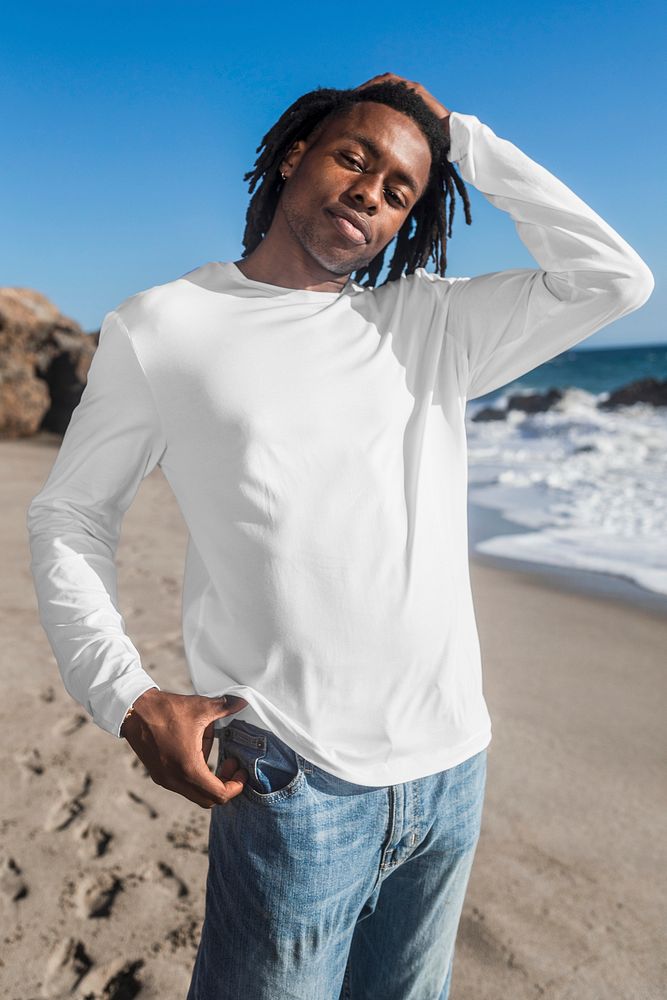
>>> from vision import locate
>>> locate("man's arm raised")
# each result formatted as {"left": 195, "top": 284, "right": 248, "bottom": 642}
{"left": 355, "top": 72, "right": 654, "bottom": 400}
{"left": 435, "top": 109, "right": 653, "bottom": 399}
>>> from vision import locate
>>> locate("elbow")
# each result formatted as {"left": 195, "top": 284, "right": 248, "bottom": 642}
{"left": 26, "top": 494, "right": 119, "bottom": 555}
{"left": 626, "top": 263, "right": 655, "bottom": 310}
{"left": 543, "top": 262, "right": 654, "bottom": 311}
{"left": 26, "top": 494, "right": 56, "bottom": 539}
{"left": 604, "top": 260, "right": 655, "bottom": 318}
{"left": 616, "top": 249, "right": 655, "bottom": 310}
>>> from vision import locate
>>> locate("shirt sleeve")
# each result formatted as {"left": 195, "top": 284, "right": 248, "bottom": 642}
{"left": 425, "top": 111, "right": 655, "bottom": 401}
{"left": 26, "top": 308, "right": 167, "bottom": 738}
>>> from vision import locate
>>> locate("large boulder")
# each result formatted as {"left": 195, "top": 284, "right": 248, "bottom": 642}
{"left": 598, "top": 377, "right": 667, "bottom": 409}
{"left": 0, "top": 287, "right": 98, "bottom": 438}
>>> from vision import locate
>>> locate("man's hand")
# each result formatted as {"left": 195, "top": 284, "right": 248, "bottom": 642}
{"left": 121, "top": 688, "right": 251, "bottom": 809}
{"left": 353, "top": 72, "right": 451, "bottom": 126}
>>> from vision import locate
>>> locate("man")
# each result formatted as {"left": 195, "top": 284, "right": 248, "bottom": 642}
{"left": 27, "top": 73, "right": 653, "bottom": 999}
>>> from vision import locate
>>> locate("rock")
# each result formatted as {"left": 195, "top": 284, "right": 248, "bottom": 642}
{"left": 471, "top": 388, "right": 564, "bottom": 421}
{"left": 471, "top": 406, "right": 507, "bottom": 422}
{"left": 0, "top": 287, "right": 98, "bottom": 439}
{"left": 0, "top": 357, "right": 50, "bottom": 436}
{"left": 507, "top": 388, "right": 563, "bottom": 413}
{"left": 598, "top": 377, "right": 667, "bottom": 409}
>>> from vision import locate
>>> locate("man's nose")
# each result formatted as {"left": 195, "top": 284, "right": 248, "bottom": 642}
{"left": 347, "top": 175, "right": 382, "bottom": 212}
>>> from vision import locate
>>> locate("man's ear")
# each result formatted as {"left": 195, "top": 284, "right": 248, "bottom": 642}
{"left": 280, "top": 139, "right": 308, "bottom": 178}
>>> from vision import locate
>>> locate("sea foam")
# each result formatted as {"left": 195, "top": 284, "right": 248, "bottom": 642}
{"left": 466, "top": 387, "right": 667, "bottom": 597}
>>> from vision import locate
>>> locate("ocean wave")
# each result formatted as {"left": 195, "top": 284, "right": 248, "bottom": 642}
{"left": 465, "top": 385, "right": 667, "bottom": 597}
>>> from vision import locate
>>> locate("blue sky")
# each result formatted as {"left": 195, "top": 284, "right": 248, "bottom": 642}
{"left": 2, "top": 1, "right": 663, "bottom": 347}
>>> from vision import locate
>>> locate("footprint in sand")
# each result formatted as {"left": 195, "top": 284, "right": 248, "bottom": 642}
{"left": 126, "top": 789, "right": 159, "bottom": 818}
{"left": 74, "top": 957, "right": 145, "bottom": 999}
{"left": 44, "top": 773, "right": 93, "bottom": 832}
{"left": 0, "top": 854, "right": 29, "bottom": 902}
{"left": 52, "top": 712, "right": 88, "bottom": 737}
{"left": 75, "top": 869, "right": 124, "bottom": 918}
{"left": 41, "top": 936, "right": 94, "bottom": 996}
{"left": 15, "top": 746, "right": 45, "bottom": 776}
{"left": 139, "top": 858, "right": 189, "bottom": 899}
{"left": 74, "top": 820, "right": 114, "bottom": 859}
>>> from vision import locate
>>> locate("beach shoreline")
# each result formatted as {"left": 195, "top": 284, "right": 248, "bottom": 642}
{"left": 468, "top": 500, "right": 667, "bottom": 617}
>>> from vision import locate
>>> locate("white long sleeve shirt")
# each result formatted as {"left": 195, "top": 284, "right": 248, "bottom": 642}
{"left": 26, "top": 111, "right": 654, "bottom": 785}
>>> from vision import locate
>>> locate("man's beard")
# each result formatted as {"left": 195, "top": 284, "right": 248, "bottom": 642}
{"left": 280, "top": 197, "right": 371, "bottom": 277}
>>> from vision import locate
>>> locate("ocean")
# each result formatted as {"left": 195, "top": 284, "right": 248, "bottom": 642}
{"left": 465, "top": 342, "right": 667, "bottom": 610}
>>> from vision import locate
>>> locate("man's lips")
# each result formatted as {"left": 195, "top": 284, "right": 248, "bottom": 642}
{"left": 326, "top": 208, "right": 370, "bottom": 245}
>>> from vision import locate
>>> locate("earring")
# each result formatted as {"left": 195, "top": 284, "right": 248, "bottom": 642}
{"left": 280, "top": 171, "right": 287, "bottom": 181}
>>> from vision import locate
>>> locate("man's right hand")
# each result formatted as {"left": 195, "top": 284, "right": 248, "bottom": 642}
{"left": 120, "top": 688, "right": 251, "bottom": 809}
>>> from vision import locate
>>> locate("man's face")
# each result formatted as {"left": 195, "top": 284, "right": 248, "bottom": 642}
{"left": 276, "top": 101, "right": 433, "bottom": 278}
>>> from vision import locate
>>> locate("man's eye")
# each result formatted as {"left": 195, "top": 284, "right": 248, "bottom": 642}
{"left": 340, "top": 153, "right": 405, "bottom": 208}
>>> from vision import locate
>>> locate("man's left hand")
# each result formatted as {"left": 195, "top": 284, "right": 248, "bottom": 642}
{"left": 353, "top": 72, "right": 450, "bottom": 123}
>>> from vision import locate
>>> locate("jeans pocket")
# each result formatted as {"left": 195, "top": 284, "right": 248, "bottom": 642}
{"left": 219, "top": 722, "right": 306, "bottom": 805}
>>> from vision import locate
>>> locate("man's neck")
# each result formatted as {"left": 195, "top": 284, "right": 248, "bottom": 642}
{"left": 233, "top": 251, "right": 351, "bottom": 294}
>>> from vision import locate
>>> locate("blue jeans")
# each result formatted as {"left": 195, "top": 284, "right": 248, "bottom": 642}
{"left": 186, "top": 720, "right": 487, "bottom": 1000}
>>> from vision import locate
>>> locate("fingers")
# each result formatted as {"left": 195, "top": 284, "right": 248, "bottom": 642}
{"left": 200, "top": 752, "right": 249, "bottom": 805}
{"left": 352, "top": 74, "right": 446, "bottom": 121}
{"left": 206, "top": 694, "right": 249, "bottom": 721}
{"left": 354, "top": 72, "right": 389, "bottom": 90}
{"left": 355, "top": 72, "right": 413, "bottom": 90}
{"left": 174, "top": 755, "right": 248, "bottom": 809}
{"left": 216, "top": 756, "right": 249, "bottom": 800}
{"left": 202, "top": 722, "right": 215, "bottom": 765}
{"left": 130, "top": 693, "right": 251, "bottom": 809}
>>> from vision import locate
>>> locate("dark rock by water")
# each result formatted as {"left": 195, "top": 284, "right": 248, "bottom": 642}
{"left": 471, "top": 376, "right": 667, "bottom": 424}
{"left": 507, "top": 388, "right": 563, "bottom": 413}
{"left": 598, "top": 377, "right": 667, "bottom": 409}
{"left": 471, "top": 405, "right": 507, "bottom": 422}
{"left": 471, "top": 387, "right": 564, "bottom": 421}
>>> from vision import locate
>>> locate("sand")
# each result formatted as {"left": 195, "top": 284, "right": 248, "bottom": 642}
{"left": 1, "top": 433, "right": 665, "bottom": 999}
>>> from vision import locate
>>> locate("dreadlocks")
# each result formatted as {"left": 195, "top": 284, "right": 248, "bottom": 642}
{"left": 239, "top": 80, "right": 473, "bottom": 288}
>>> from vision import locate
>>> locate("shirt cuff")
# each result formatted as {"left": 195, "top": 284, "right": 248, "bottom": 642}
{"left": 95, "top": 674, "right": 161, "bottom": 739}
{"left": 446, "top": 110, "right": 479, "bottom": 164}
